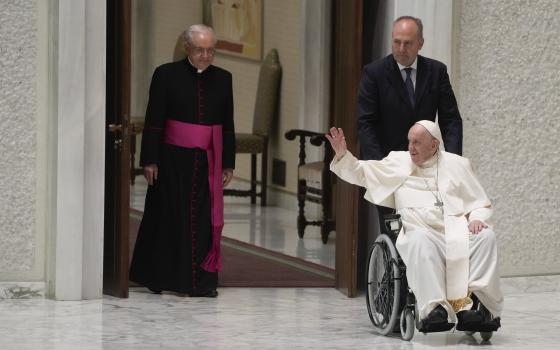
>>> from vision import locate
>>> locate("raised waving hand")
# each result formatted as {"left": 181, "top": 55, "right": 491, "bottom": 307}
{"left": 325, "top": 127, "right": 348, "bottom": 161}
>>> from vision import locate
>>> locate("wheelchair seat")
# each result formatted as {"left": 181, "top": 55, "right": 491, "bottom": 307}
{"left": 365, "top": 213, "right": 498, "bottom": 341}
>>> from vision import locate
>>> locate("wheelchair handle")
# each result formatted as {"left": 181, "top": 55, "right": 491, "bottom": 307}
{"left": 383, "top": 214, "right": 402, "bottom": 235}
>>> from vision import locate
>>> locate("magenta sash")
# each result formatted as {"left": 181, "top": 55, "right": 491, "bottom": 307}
{"left": 164, "top": 119, "right": 224, "bottom": 272}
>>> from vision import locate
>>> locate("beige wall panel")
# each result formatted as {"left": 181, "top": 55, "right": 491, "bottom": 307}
{"left": 0, "top": 0, "right": 44, "bottom": 282}
{"left": 455, "top": 0, "right": 560, "bottom": 276}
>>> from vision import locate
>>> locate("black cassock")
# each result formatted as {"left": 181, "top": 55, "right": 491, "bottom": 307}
{"left": 130, "top": 60, "right": 235, "bottom": 294}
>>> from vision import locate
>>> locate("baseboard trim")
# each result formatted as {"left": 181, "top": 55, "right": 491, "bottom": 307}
{"left": 0, "top": 282, "right": 45, "bottom": 299}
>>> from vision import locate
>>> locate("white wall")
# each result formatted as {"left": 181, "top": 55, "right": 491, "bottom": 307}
{"left": 0, "top": 0, "right": 44, "bottom": 297}
{"left": 1, "top": 0, "right": 107, "bottom": 299}
{"left": 454, "top": 0, "right": 560, "bottom": 276}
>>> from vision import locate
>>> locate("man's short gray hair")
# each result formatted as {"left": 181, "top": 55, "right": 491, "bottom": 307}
{"left": 183, "top": 24, "right": 216, "bottom": 45}
{"left": 393, "top": 16, "right": 423, "bottom": 40}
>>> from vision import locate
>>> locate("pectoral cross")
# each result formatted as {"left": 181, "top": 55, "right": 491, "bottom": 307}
{"left": 434, "top": 198, "right": 444, "bottom": 214}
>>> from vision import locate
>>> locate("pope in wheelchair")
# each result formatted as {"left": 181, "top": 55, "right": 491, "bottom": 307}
{"left": 326, "top": 120, "right": 503, "bottom": 340}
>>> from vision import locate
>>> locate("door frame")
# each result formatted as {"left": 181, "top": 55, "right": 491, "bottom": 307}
{"left": 102, "top": 0, "right": 365, "bottom": 298}
{"left": 331, "top": 0, "right": 363, "bottom": 297}
{"left": 103, "top": 0, "right": 132, "bottom": 298}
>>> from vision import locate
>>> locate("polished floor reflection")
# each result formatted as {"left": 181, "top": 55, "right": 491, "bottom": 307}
{"left": 1, "top": 277, "right": 560, "bottom": 349}
{"left": 0, "top": 178, "right": 558, "bottom": 348}
{"left": 131, "top": 177, "right": 336, "bottom": 268}
{"left": 119, "top": 177, "right": 560, "bottom": 349}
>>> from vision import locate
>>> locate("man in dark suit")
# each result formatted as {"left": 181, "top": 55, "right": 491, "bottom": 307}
{"left": 355, "top": 16, "right": 463, "bottom": 298}
{"left": 357, "top": 16, "right": 462, "bottom": 160}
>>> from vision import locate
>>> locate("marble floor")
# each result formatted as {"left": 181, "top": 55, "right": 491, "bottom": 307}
{"left": 1, "top": 277, "right": 560, "bottom": 349}
{"left": 9, "top": 178, "right": 547, "bottom": 348}
{"left": 131, "top": 177, "right": 336, "bottom": 269}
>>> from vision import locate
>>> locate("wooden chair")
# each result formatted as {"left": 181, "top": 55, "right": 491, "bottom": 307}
{"left": 224, "top": 49, "right": 282, "bottom": 206}
{"left": 130, "top": 116, "right": 144, "bottom": 185}
{"left": 285, "top": 129, "right": 336, "bottom": 243}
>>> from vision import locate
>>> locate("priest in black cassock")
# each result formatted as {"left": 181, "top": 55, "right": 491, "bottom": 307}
{"left": 130, "top": 24, "right": 235, "bottom": 297}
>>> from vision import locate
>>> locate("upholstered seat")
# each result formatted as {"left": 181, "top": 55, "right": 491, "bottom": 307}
{"left": 224, "top": 49, "right": 282, "bottom": 206}
{"left": 234, "top": 133, "right": 266, "bottom": 153}
{"left": 285, "top": 129, "right": 335, "bottom": 243}
{"left": 298, "top": 161, "right": 323, "bottom": 185}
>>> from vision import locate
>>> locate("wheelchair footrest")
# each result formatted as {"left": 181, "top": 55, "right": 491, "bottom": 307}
{"left": 418, "top": 321, "right": 455, "bottom": 333}
{"left": 456, "top": 317, "right": 501, "bottom": 333}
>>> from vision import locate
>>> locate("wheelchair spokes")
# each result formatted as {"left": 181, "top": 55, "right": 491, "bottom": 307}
{"left": 366, "top": 236, "right": 401, "bottom": 335}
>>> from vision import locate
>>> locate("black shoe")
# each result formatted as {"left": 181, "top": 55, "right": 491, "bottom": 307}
{"left": 190, "top": 289, "right": 218, "bottom": 298}
{"left": 479, "top": 306, "right": 501, "bottom": 331}
{"left": 148, "top": 288, "right": 162, "bottom": 294}
{"left": 480, "top": 317, "right": 501, "bottom": 332}
{"left": 456, "top": 310, "right": 484, "bottom": 331}
{"left": 418, "top": 305, "right": 454, "bottom": 333}
{"left": 426, "top": 305, "right": 448, "bottom": 324}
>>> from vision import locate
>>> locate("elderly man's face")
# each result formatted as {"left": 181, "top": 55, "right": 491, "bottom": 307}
{"left": 185, "top": 31, "right": 216, "bottom": 71}
{"left": 391, "top": 19, "right": 424, "bottom": 67}
{"left": 408, "top": 124, "right": 439, "bottom": 165}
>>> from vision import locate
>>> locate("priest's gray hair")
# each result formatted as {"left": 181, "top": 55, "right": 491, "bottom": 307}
{"left": 415, "top": 120, "right": 445, "bottom": 152}
{"left": 183, "top": 24, "right": 217, "bottom": 46}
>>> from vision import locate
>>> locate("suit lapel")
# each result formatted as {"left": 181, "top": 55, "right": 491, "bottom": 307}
{"left": 385, "top": 56, "right": 414, "bottom": 109}
{"left": 414, "top": 55, "right": 431, "bottom": 107}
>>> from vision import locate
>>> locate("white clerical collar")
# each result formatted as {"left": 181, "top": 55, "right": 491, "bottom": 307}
{"left": 397, "top": 57, "right": 418, "bottom": 72}
{"left": 187, "top": 57, "right": 206, "bottom": 74}
{"left": 419, "top": 153, "right": 438, "bottom": 169}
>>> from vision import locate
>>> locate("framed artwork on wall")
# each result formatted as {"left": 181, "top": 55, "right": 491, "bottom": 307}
{"left": 202, "top": 0, "right": 263, "bottom": 61}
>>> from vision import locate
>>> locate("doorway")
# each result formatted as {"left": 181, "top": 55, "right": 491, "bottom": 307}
{"left": 103, "top": 0, "right": 361, "bottom": 297}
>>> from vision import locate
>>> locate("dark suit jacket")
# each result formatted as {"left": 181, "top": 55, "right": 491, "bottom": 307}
{"left": 357, "top": 54, "right": 462, "bottom": 160}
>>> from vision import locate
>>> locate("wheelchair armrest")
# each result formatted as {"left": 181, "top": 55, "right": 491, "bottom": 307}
{"left": 384, "top": 214, "right": 401, "bottom": 221}
{"left": 383, "top": 214, "right": 402, "bottom": 236}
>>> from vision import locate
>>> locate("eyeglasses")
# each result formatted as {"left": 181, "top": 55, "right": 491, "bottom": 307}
{"left": 191, "top": 46, "right": 216, "bottom": 56}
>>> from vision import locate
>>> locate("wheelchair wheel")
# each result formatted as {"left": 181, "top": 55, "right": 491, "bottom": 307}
{"left": 480, "top": 331, "right": 493, "bottom": 341}
{"left": 400, "top": 307, "right": 415, "bottom": 341}
{"left": 365, "top": 234, "right": 401, "bottom": 335}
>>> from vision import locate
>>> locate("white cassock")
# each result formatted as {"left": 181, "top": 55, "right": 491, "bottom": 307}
{"left": 330, "top": 150, "right": 503, "bottom": 323}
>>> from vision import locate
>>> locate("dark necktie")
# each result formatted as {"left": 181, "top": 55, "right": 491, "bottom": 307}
{"left": 404, "top": 67, "right": 415, "bottom": 107}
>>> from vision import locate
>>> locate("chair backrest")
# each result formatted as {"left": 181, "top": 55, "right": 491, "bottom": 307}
{"left": 252, "top": 49, "right": 282, "bottom": 137}
{"left": 173, "top": 32, "right": 185, "bottom": 61}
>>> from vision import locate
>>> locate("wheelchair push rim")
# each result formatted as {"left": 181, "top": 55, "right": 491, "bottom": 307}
{"left": 365, "top": 234, "right": 402, "bottom": 336}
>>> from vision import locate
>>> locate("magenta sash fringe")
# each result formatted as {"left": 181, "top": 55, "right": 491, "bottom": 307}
{"left": 164, "top": 119, "right": 224, "bottom": 272}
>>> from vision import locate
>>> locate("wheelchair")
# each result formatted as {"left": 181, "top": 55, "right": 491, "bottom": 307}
{"left": 365, "top": 213, "right": 496, "bottom": 341}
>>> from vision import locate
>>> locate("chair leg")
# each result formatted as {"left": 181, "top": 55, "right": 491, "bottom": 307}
{"left": 321, "top": 193, "right": 330, "bottom": 244}
{"left": 321, "top": 200, "right": 331, "bottom": 244}
{"left": 250, "top": 154, "right": 257, "bottom": 204}
{"left": 297, "top": 179, "right": 307, "bottom": 238}
{"left": 321, "top": 226, "right": 329, "bottom": 244}
{"left": 321, "top": 177, "right": 333, "bottom": 244}
{"left": 130, "top": 133, "right": 137, "bottom": 185}
{"left": 260, "top": 141, "right": 268, "bottom": 207}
